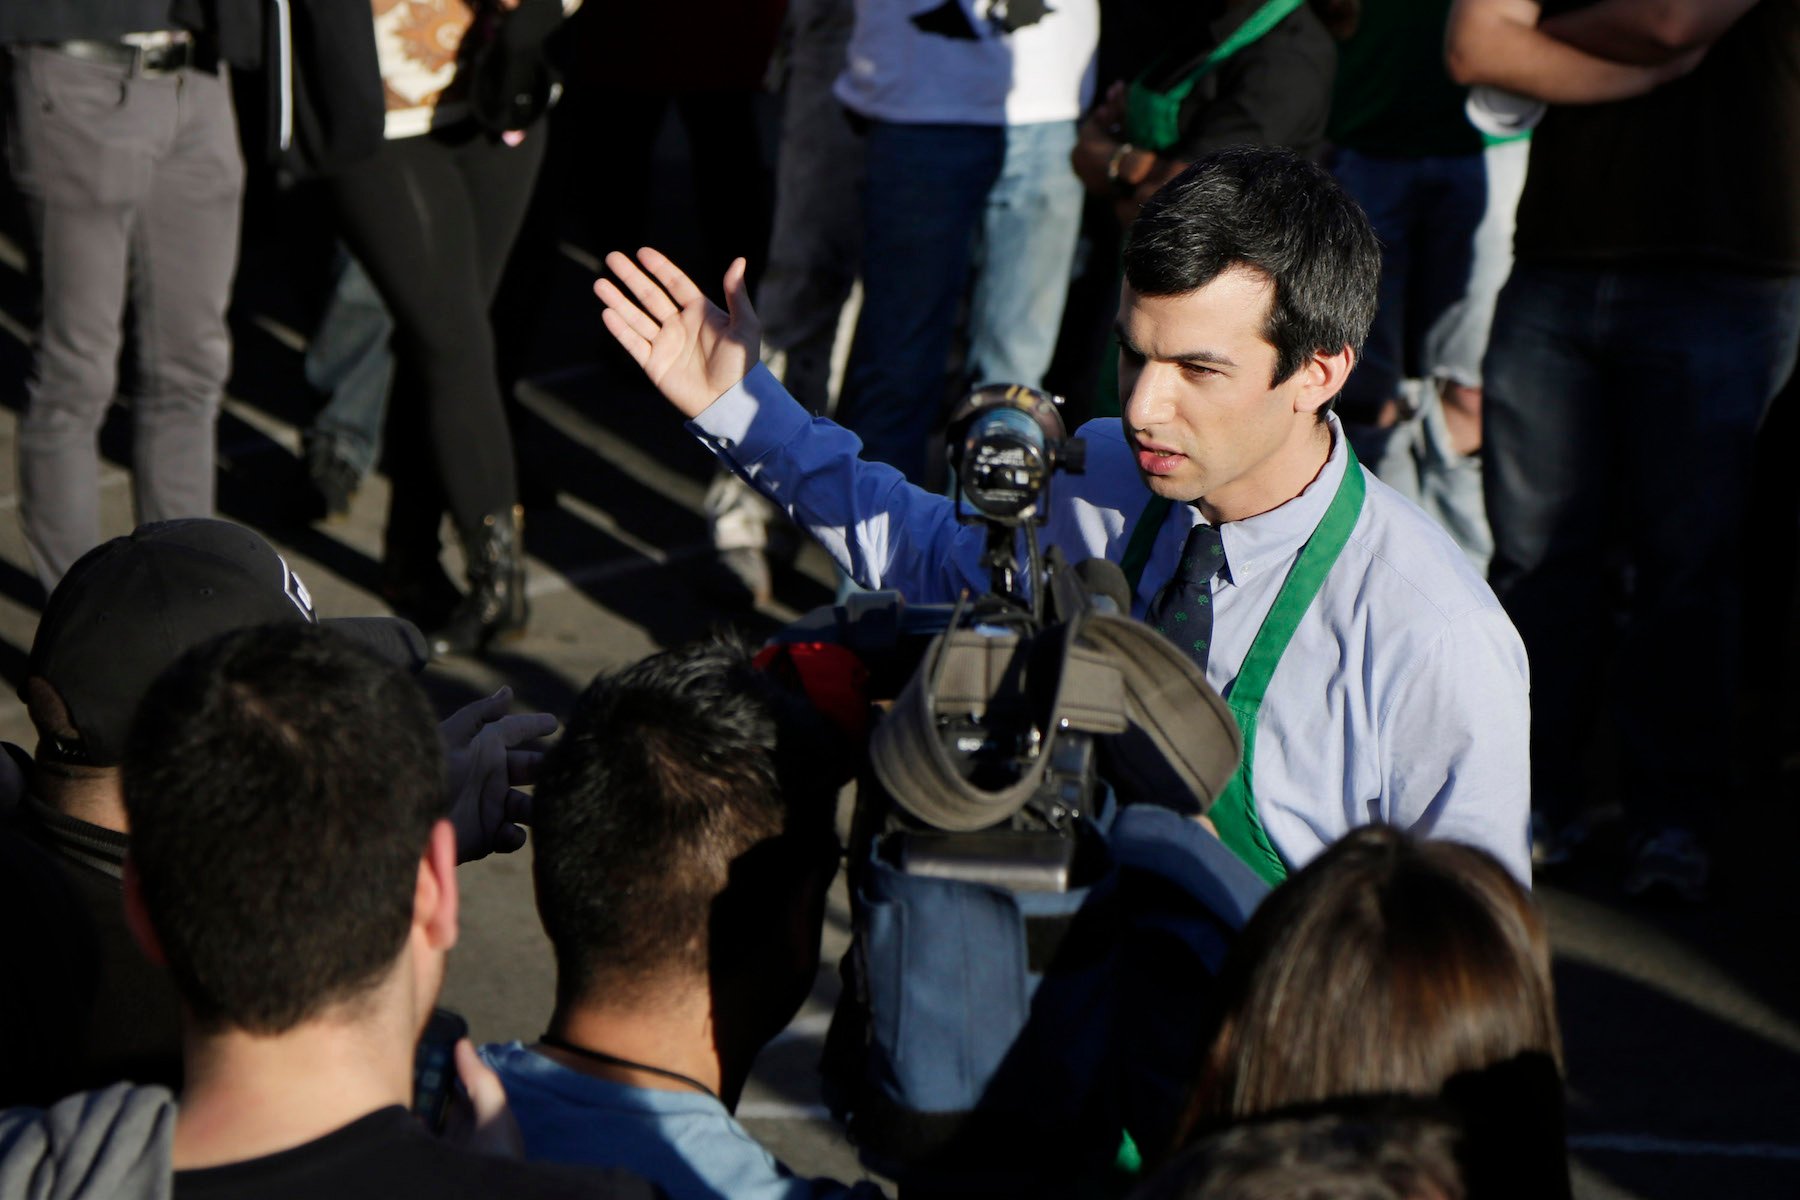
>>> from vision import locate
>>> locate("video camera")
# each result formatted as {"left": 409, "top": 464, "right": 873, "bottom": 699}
{"left": 770, "top": 383, "right": 1112, "bottom": 891}
{"left": 769, "top": 385, "right": 1244, "bottom": 1193}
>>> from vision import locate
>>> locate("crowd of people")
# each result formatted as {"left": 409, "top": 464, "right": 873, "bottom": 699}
{"left": 0, "top": 517, "right": 1565, "bottom": 1198}
{"left": 2, "top": 0, "right": 1797, "bottom": 1197}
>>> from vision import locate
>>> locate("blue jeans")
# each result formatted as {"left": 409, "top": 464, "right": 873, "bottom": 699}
{"left": 1483, "top": 263, "right": 1800, "bottom": 830}
{"left": 303, "top": 247, "right": 394, "bottom": 479}
{"left": 969, "top": 120, "right": 1083, "bottom": 388}
{"left": 839, "top": 119, "right": 1081, "bottom": 483}
{"left": 1332, "top": 148, "right": 1489, "bottom": 418}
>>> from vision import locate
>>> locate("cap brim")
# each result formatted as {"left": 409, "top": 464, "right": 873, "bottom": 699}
{"left": 322, "top": 617, "right": 430, "bottom": 675}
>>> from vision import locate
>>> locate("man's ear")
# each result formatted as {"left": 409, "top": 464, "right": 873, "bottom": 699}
{"left": 1294, "top": 344, "right": 1356, "bottom": 417}
{"left": 415, "top": 819, "right": 461, "bottom": 953}
{"left": 121, "top": 857, "right": 168, "bottom": 967}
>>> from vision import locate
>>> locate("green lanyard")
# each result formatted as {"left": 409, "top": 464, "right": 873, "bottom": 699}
{"left": 1119, "top": 444, "right": 1367, "bottom": 884}
{"left": 1124, "top": 0, "right": 1305, "bottom": 151}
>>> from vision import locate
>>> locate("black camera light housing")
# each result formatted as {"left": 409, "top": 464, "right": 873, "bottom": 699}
{"left": 947, "top": 383, "right": 1086, "bottom": 525}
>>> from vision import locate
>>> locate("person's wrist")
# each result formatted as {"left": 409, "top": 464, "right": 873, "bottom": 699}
{"left": 1106, "top": 141, "right": 1135, "bottom": 183}
{"left": 1101, "top": 142, "right": 1130, "bottom": 197}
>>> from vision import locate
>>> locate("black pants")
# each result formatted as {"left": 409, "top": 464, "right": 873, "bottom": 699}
{"left": 325, "top": 122, "right": 545, "bottom": 559}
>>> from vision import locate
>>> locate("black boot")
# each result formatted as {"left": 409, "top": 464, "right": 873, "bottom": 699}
{"left": 431, "top": 505, "right": 528, "bottom": 658}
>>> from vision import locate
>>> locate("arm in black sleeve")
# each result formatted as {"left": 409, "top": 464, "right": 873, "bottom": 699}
{"left": 1169, "top": 9, "right": 1337, "bottom": 161}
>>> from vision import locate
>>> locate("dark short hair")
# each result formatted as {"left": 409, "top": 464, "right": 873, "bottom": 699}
{"left": 533, "top": 636, "right": 840, "bottom": 1008}
{"left": 1124, "top": 146, "right": 1381, "bottom": 387}
{"left": 1185, "top": 826, "right": 1561, "bottom": 1130}
{"left": 1136, "top": 1102, "right": 1468, "bottom": 1200}
{"left": 123, "top": 623, "right": 446, "bottom": 1034}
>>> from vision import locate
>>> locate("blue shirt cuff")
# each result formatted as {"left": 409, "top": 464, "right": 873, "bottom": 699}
{"left": 686, "top": 362, "right": 813, "bottom": 467}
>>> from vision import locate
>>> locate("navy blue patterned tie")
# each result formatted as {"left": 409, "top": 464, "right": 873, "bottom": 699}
{"left": 1145, "top": 522, "right": 1227, "bottom": 671}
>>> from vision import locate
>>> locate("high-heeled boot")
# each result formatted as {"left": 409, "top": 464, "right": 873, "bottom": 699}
{"left": 430, "top": 504, "right": 528, "bottom": 657}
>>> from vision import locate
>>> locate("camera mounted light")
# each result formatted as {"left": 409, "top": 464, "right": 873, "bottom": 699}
{"left": 947, "top": 384, "right": 1086, "bottom": 526}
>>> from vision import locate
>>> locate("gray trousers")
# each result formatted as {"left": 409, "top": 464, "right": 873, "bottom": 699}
{"left": 5, "top": 45, "right": 243, "bottom": 589}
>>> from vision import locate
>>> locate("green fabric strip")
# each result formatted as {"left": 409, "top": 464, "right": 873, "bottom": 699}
{"left": 1121, "top": 494, "right": 1175, "bottom": 600}
{"left": 1209, "top": 441, "right": 1365, "bottom": 884}
{"left": 1125, "top": 0, "right": 1306, "bottom": 150}
{"left": 1115, "top": 441, "right": 1366, "bottom": 884}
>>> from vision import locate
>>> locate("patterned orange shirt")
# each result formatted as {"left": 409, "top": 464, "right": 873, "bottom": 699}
{"left": 371, "top": 0, "right": 479, "bottom": 137}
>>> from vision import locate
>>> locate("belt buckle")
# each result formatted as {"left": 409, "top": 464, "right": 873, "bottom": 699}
{"left": 122, "top": 32, "right": 190, "bottom": 76}
{"left": 138, "top": 43, "right": 177, "bottom": 75}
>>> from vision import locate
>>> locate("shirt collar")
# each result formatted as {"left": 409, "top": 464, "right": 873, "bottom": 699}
{"left": 1200, "top": 414, "right": 1348, "bottom": 586}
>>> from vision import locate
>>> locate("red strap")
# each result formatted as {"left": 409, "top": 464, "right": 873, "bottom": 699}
{"left": 753, "top": 642, "right": 872, "bottom": 742}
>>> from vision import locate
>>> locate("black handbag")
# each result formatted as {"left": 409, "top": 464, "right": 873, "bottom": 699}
{"left": 469, "top": 0, "right": 565, "bottom": 134}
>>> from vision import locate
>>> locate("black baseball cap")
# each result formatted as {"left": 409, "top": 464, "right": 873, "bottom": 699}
{"left": 25, "top": 519, "right": 428, "bottom": 766}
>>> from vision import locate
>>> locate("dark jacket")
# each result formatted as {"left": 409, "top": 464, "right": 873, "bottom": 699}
{"left": 0, "top": 0, "right": 178, "bottom": 44}
{"left": 0, "top": 0, "right": 384, "bottom": 179}
{"left": 1114, "top": 0, "right": 1336, "bottom": 161}
{"left": 269, "top": 0, "right": 386, "bottom": 178}
{"left": 0, "top": 789, "right": 182, "bottom": 1109}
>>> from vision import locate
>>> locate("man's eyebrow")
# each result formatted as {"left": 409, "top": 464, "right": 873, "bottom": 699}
{"left": 1112, "top": 324, "right": 1238, "bottom": 369}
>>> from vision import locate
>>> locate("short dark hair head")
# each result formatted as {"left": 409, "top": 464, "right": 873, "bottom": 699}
{"left": 533, "top": 635, "right": 842, "bottom": 1008}
{"left": 1124, "top": 146, "right": 1381, "bottom": 388}
{"left": 1137, "top": 1101, "right": 1468, "bottom": 1200}
{"left": 123, "top": 623, "right": 446, "bottom": 1035}
{"left": 1186, "top": 826, "right": 1560, "bottom": 1128}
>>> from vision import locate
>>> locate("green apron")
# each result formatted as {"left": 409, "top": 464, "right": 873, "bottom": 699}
{"left": 1118, "top": 445, "right": 1366, "bottom": 885}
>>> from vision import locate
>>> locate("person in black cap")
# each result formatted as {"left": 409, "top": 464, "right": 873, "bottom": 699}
{"left": 0, "top": 517, "right": 552, "bottom": 1108}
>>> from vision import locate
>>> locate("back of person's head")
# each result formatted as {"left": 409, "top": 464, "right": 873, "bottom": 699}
{"left": 1186, "top": 826, "right": 1560, "bottom": 1128}
{"left": 122, "top": 623, "right": 446, "bottom": 1034}
{"left": 533, "top": 635, "right": 843, "bottom": 1017}
{"left": 1135, "top": 1103, "right": 1467, "bottom": 1200}
{"left": 1123, "top": 145, "right": 1381, "bottom": 388}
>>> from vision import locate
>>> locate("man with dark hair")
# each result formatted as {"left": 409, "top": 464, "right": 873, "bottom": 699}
{"left": 116, "top": 623, "right": 652, "bottom": 1200}
{"left": 596, "top": 144, "right": 1530, "bottom": 886}
{"left": 481, "top": 637, "right": 883, "bottom": 1200}
{"left": 0, "top": 517, "right": 548, "bottom": 1108}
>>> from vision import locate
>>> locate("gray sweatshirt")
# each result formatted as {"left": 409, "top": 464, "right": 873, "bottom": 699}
{"left": 0, "top": 1084, "right": 173, "bottom": 1200}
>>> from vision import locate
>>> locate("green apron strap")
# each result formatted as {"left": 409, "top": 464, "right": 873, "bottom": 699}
{"left": 1120, "top": 494, "right": 1174, "bottom": 601}
{"left": 1210, "top": 442, "right": 1367, "bottom": 885}
{"left": 1125, "top": 0, "right": 1305, "bottom": 150}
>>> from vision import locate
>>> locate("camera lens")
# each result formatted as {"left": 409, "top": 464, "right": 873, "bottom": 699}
{"left": 960, "top": 406, "right": 1049, "bottom": 520}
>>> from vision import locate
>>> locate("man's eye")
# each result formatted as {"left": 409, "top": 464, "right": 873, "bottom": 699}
{"left": 1181, "top": 362, "right": 1218, "bottom": 378}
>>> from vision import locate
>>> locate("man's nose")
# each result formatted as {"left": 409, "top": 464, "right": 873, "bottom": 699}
{"left": 1123, "top": 361, "right": 1177, "bottom": 430}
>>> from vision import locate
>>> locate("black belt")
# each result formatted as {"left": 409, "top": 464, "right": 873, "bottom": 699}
{"left": 46, "top": 37, "right": 216, "bottom": 77}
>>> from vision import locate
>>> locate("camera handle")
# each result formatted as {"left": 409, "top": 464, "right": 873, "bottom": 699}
{"left": 977, "top": 516, "right": 1051, "bottom": 626}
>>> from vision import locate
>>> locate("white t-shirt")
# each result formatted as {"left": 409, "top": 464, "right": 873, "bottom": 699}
{"left": 836, "top": 0, "right": 1098, "bottom": 126}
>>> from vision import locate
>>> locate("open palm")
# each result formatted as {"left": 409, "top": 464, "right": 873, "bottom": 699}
{"left": 595, "top": 248, "right": 762, "bottom": 419}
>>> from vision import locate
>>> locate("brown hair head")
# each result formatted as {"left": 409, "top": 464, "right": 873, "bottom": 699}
{"left": 1184, "top": 826, "right": 1560, "bottom": 1132}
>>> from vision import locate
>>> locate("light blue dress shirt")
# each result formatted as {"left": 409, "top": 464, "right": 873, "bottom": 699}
{"left": 692, "top": 364, "right": 1531, "bottom": 883}
{"left": 481, "top": 1042, "right": 886, "bottom": 1200}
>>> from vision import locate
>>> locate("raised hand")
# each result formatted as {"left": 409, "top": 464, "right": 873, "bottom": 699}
{"left": 596, "top": 248, "right": 762, "bottom": 419}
